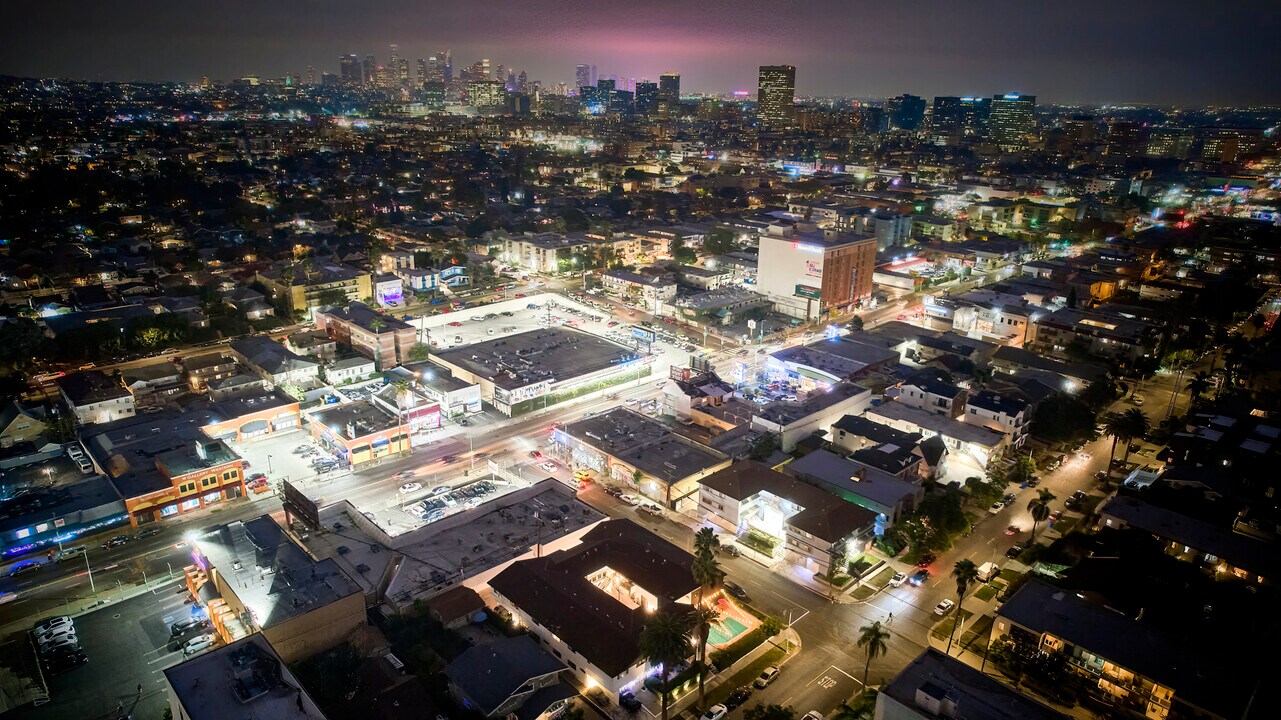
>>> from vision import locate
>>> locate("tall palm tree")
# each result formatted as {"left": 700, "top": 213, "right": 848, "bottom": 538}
{"left": 694, "top": 527, "right": 720, "bottom": 558}
{"left": 947, "top": 560, "right": 980, "bottom": 655}
{"left": 687, "top": 603, "right": 720, "bottom": 712}
{"left": 1102, "top": 411, "right": 1131, "bottom": 469}
{"left": 1027, "top": 488, "right": 1056, "bottom": 538}
{"left": 639, "top": 611, "right": 693, "bottom": 720}
{"left": 691, "top": 553, "right": 722, "bottom": 603}
{"left": 1184, "top": 371, "right": 1213, "bottom": 410}
{"left": 856, "top": 621, "right": 891, "bottom": 687}
{"left": 1116, "top": 407, "right": 1150, "bottom": 467}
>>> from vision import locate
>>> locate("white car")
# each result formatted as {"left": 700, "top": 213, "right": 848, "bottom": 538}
{"left": 540, "top": 461, "right": 559, "bottom": 472}
{"left": 431, "top": 485, "right": 451, "bottom": 496}
{"left": 988, "top": 500, "right": 1005, "bottom": 514}
{"left": 887, "top": 572, "right": 908, "bottom": 588}
{"left": 399, "top": 482, "right": 422, "bottom": 494}
{"left": 619, "top": 494, "right": 642, "bottom": 506}
{"left": 183, "top": 634, "right": 216, "bottom": 655}
{"left": 933, "top": 599, "right": 956, "bottom": 616}
{"left": 700, "top": 705, "right": 728, "bottom": 720}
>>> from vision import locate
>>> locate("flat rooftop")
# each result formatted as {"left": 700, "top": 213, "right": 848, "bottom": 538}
{"left": 785, "top": 449, "right": 921, "bottom": 510}
{"left": 84, "top": 411, "right": 239, "bottom": 498}
{"left": 164, "top": 635, "right": 324, "bottom": 720}
{"left": 702, "top": 461, "right": 877, "bottom": 543}
{"left": 561, "top": 407, "right": 728, "bottom": 484}
{"left": 209, "top": 388, "right": 298, "bottom": 421}
{"left": 754, "top": 382, "right": 870, "bottom": 426}
{"left": 193, "top": 515, "right": 360, "bottom": 628}
{"left": 770, "top": 337, "right": 900, "bottom": 380}
{"left": 0, "top": 476, "right": 125, "bottom": 534}
{"left": 434, "top": 327, "right": 641, "bottom": 391}
{"left": 309, "top": 399, "right": 399, "bottom": 438}
{"left": 321, "top": 302, "right": 414, "bottom": 334}
{"left": 882, "top": 648, "right": 1070, "bottom": 720}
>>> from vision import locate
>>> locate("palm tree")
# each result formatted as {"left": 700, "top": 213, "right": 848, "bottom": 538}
{"left": 947, "top": 560, "right": 980, "bottom": 655}
{"left": 1184, "top": 371, "right": 1213, "bottom": 411}
{"left": 1116, "top": 407, "right": 1150, "bottom": 467}
{"left": 687, "top": 603, "right": 720, "bottom": 712}
{"left": 1102, "top": 411, "right": 1131, "bottom": 470}
{"left": 639, "top": 611, "right": 693, "bottom": 720}
{"left": 856, "top": 621, "right": 891, "bottom": 687}
{"left": 694, "top": 527, "right": 720, "bottom": 558}
{"left": 1027, "top": 489, "right": 1056, "bottom": 538}
{"left": 691, "top": 553, "right": 722, "bottom": 603}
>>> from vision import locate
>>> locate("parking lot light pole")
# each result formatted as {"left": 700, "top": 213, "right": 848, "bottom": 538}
{"left": 84, "top": 548, "right": 97, "bottom": 598}
{"left": 267, "top": 454, "right": 274, "bottom": 474}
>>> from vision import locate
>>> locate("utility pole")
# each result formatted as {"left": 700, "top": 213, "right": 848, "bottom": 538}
{"left": 84, "top": 548, "right": 97, "bottom": 598}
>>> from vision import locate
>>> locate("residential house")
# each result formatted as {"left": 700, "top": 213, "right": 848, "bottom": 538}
{"left": 58, "top": 370, "right": 135, "bottom": 426}
{"left": 230, "top": 337, "right": 321, "bottom": 387}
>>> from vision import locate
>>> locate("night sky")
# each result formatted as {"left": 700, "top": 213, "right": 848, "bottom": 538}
{"left": 4, "top": 0, "right": 1279, "bottom": 105}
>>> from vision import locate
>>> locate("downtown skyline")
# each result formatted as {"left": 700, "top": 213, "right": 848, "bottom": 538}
{"left": 3, "top": 0, "right": 1281, "bottom": 106}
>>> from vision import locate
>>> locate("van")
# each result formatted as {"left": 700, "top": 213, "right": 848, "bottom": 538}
{"left": 75, "top": 457, "right": 93, "bottom": 473}
{"left": 976, "top": 562, "right": 1000, "bottom": 583}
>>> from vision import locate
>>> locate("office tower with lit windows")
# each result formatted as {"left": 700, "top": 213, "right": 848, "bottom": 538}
{"left": 1145, "top": 127, "right": 1193, "bottom": 159}
{"left": 363, "top": 54, "right": 376, "bottom": 85}
{"left": 423, "top": 82, "right": 445, "bottom": 109}
{"left": 959, "top": 96, "right": 991, "bottom": 136}
{"left": 757, "top": 65, "right": 796, "bottom": 131}
{"left": 1105, "top": 120, "right": 1149, "bottom": 159}
{"left": 635, "top": 82, "right": 658, "bottom": 114}
{"left": 442, "top": 50, "right": 452, "bottom": 86}
{"left": 517, "top": 70, "right": 528, "bottom": 93}
{"left": 575, "top": 64, "right": 591, "bottom": 89}
{"left": 305, "top": 66, "right": 314, "bottom": 85}
{"left": 339, "top": 54, "right": 359, "bottom": 84}
{"left": 468, "top": 79, "right": 506, "bottom": 108}
{"left": 886, "top": 94, "right": 926, "bottom": 131}
{"left": 987, "top": 93, "right": 1036, "bottom": 150}
{"left": 416, "top": 58, "right": 426, "bottom": 85}
{"left": 425, "top": 54, "right": 446, "bottom": 84}
{"left": 659, "top": 72, "right": 680, "bottom": 103}
{"left": 931, "top": 97, "right": 962, "bottom": 132}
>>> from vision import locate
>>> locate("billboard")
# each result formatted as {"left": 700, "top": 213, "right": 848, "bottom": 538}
{"left": 795, "top": 284, "right": 821, "bottom": 299}
{"left": 281, "top": 480, "right": 321, "bottom": 530}
{"left": 631, "top": 326, "right": 657, "bottom": 343}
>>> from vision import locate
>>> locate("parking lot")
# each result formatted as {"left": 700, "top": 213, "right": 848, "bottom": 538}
{"left": 11, "top": 581, "right": 203, "bottom": 720}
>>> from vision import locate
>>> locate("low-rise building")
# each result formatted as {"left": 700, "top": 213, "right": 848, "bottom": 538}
{"left": 600, "top": 269, "right": 678, "bottom": 311}
{"left": 750, "top": 383, "right": 874, "bottom": 452}
{"left": 202, "top": 389, "right": 302, "bottom": 444}
{"left": 58, "top": 370, "right": 135, "bottom": 426}
{"left": 121, "top": 362, "right": 185, "bottom": 408}
{"left": 230, "top": 336, "right": 321, "bottom": 387}
{"left": 963, "top": 389, "right": 1030, "bottom": 445}
{"left": 554, "top": 407, "right": 731, "bottom": 510}
{"left": 181, "top": 353, "right": 239, "bottom": 392}
{"left": 315, "top": 302, "right": 417, "bottom": 370}
{"left": 867, "top": 401, "right": 1008, "bottom": 479}
{"left": 397, "top": 362, "right": 483, "bottom": 417}
{"left": 893, "top": 372, "right": 967, "bottom": 418}
{"left": 185, "top": 515, "right": 364, "bottom": 661}
{"left": 784, "top": 449, "right": 924, "bottom": 525}
{"left": 877, "top": 648, "right": 1070, "bottom": 720}
{"left": 325, "top": 355, "right": 377, "bottom": 385}
{"left": 255, "top": 263, "right": 373, "bottom": 316}
{"left": 699, "top": 461, "right": 880, "bottom": 573}
{"left": 163, "top": 635, "right": 329, "bottom": 720}
{"left": 487, "top": 519, "right": 698, "bottom": 701}
{"left": 444, "top": 635, "right": 572, "bottom": 719}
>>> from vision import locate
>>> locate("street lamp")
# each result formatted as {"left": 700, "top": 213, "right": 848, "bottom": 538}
{"left": 267, "top": 454, "right": 274, "bottom": 475}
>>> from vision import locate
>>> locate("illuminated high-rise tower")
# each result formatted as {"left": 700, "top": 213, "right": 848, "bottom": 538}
{"left": 756, "top": 65, "right": 796, "bottom": 131}
{"left": 575, "top": 64, "right": 591, "bottom": 89}
{"left": 339, "top": 54, "right": 359, "bottom": 84}
{"left": 987, "top": 93, "right": 1037, "bottom": 150}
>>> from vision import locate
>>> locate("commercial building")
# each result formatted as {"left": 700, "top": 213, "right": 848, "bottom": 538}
{"left": 201, "top": 389, "right": 302, "bottom": 444}
{"left": 0, "top": 476, "right": 128, "bottom": 558}
{"left": 396, "top": 362, "right": 482, "bottom": 417}
{"left": 784, "top": 449, "right": 924, "bottom": 525}
{"left": 749, "top": 382, "right": 875, "bottom": 452}
{"left": 315, "top": 302, "right": 417, "bottom": 369}
{"left": 433, "top": 328, "right": 650, "bottom": 416}
{"left": 756, "top": 222, "right": 877, "bottom": 320}
{"left": 487, "top": 519, "right": 699, "bottom": 701}
{"left": 84, "top": 415, "right": 247, "bottom": 526}
{"left": 756, "top": 65, "right": 797, "bottom": 130}
{"left": 877, "top": 648, "right": 1070, "bottom": 720}
{"left": 57, "top": 370, "right": 135, "bottom": 426}
{"left": 554, "top": 407, "right": 731, "bottom": 510}
{"left": 764, "top": 337, "right": 899, "bottom": 390}
{"left": 699, "top": 461, "right": 880, "bottom": 573}
{"left": 185, "top": 515, "right": 364, "bottom": 662}
{"left": 163, "top": 635, "right": 329, "bottom": 720}
{"left": 987, "top": 93, "right": 1036, "bottom": 150}
{"left": 306, "top": 397, "right": 434, "bottom": 467}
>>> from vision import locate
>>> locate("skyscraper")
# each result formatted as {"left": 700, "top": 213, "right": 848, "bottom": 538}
{"left": 424, "top": 55, "right": 442, "bottom": 84}
{"left": 959, "top": 96, "right": 992, "bottom": 136}
{"left": 416, "top": 58, "right": 427, "bottom": 85}
{"left": 363, "top": 54, "right": 376, "bottom": 85}
{"left": 339, "top": 54, "right": 359, "bottom": 85}
{"left": 757, "top": 65, "right": 797, "bottom": 131}
{"left": 886, "top": 94, "right": 926, "bottom": 131}
{"left": 635, "top": 81, "right": 659, "bottom": 115}
{"left": 987, "top": 93, "right": 1036, "bottom": 150}
{"left": 442, "top": 50, "right": 452, "bottom": 87}
{"left": 305, "top": 65, "right": 314, "bottom": 85}
{"left": 1105, "top": 121, "right": 1149, "bottom": 159}
{"left": 659, "top": 72, "right": 680, "bottom": 104}
{"left": 575, "top": 64, "right": 591, "bottom": 89}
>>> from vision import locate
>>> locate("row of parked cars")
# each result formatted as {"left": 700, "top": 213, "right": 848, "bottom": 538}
{"left": 31, "top": 616, "right": 86, "bottom": 675}
{"left": 404, "top": 481, "right": 497, "bottom": 521}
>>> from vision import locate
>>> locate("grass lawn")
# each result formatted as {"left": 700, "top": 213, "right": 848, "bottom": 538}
{"left": 1052, "top": 516, "right": 1080, "bottom": 535}
{"left": 704, "top": 644, "right": 790, "bottom": 707}
{"left": 930, "top": 608, "right": 972, "bottom": 641}
{"left": 998, "top": 568, "right": 1024, "bottom": 583}
{"left": 851, "top": 567, "right": 898, "bottom": 601}
{"left": 973, "top": 583, "right": 999, "bottom": 602}
{"left": 957, "top": 614, "right": 993, "bottom": 654}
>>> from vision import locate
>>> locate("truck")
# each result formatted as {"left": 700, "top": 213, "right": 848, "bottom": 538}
{"left": 49, "top": 547, "right": 86, "bottom": 563}
{"left": 976, "top": 562, "right": 1000, "bottom": 583}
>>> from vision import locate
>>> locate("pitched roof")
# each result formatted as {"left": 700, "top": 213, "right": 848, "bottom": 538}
{"left": 701, "top": 461, "right": 878, "bottom": 543}
{"left": 444, "top": 636, "right": 564, "bottom": 715}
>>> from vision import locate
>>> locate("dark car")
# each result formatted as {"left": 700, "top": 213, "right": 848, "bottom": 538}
{"left": 171, "top": 616, "right": 210, "bottom": 637}
{"left": 723, "top": 581, "right": 750, "bottom": 602}
{"left": 134, "top": 526, "right": 162, "bottom": 540}
{"left": 1002, "top": 493, "right": 1016, "bottom": 506}
{"left": 908, "top": 568, "right": 931, "bottom": 586}
{"left": 1006, "top": 542, "right": 1029, "bottom": 559}
{"left": 440, "top": 455, "right": 458, "bottom": 464}
{"left": 619, "top": 691, "right": 643, "bottom": 712}
{"left": 718, "top": 544, "right": 741, "bottom": 558}
{"left": 725, "top": 687, "right": 753, "bottom": 710}
{"left": 101, "top": 535, "right": 128, "bottom": 550}
{"left": 43, "top": 650, "right": 88, "bottom": 675}
{"left": 914, "top": 552, "right": 936, "bottom": 569}
{"left": 10, "top": 562, "right": 41, "bottom": 578}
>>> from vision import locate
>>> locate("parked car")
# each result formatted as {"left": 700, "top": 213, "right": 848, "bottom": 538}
{"left": 528, "top": 450, "right": 543, "bottom": 459}
{"left": 888, "top": 572, "right": 908, "bottom": 588}
{"left": 700, "top": 705, "right": 728, "bottom": 720}
{"left": 182, "top": 634, "right": 216, "bottom": 656}
{"left": 39, "top": 635, "right": 80, "bottom": 655}
{"left": 636, "top": 503, "right": 663, "bottom": 517}
{"left": 803, "top": 712, "right": 825, "bottom": 720}
{"left": 399, "top": 482, "right": 422, "bottom": 494}
{"left": 718, "top": 544, "right": 741, "bottom": 558}
{"left": 540, "top": 461, "right": 559, "bottom": 472}
{"left": 37, "top": 626, "right": 77, "bottom": 649}
{"left": 171, "top": 617, "right": 210, "bottom": 637}
{"left": 619, "top": 691, "right": 643, "bottom": 712}
{"left": 33, "top": 616, "right": 73, "bottom": 636}
{"left": 987, "top": 500, "right": 1005, "bottom": 514}
{"left": 753, "top": 666, "right": 780, "bottom": 689}
{"left": 43, "top": 649, "right": 88, "bottom": 675}
{"left": 618, "top": 494, "right": 642, "bottom": 506}
{"left": 723, "top": 581, "right": 750, "bottom": 602}
{"left": 909, "top": 569, "right": 931, "bottom": 586}
{"left": 725, "top": 687, "right": 753, "bottom": 710}
{"left": 1065, "top": 490, "right": 1088, "bottom": 509}
{"left": 933, "top": 599, "right": 956, "bottom": 615}
{"left": 1006, "top": 542, "right": 1029, "bottom": 559}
